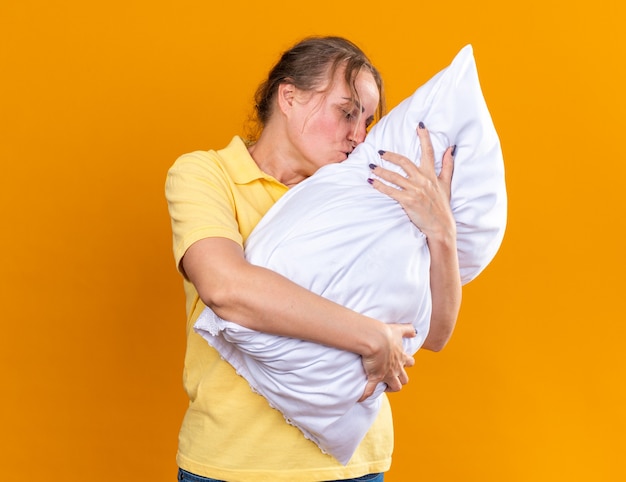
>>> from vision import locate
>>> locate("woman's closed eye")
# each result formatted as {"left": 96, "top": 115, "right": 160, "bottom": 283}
{"left": 342, "top": 108, "right": 359, "bottom": 121}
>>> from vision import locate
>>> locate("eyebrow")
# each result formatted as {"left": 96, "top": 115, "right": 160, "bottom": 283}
{"left": 341, "top": 97, "right": 365, "bottom": 113}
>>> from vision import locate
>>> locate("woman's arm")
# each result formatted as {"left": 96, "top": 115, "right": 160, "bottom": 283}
{"left": 183, "top": 236, "right": 417, "bottom": 399}
{"left": 420, "top": 225, "right": 461, "bottom": 351}
{"left": 367, "top": 123, "right": 462, "bottom": 351}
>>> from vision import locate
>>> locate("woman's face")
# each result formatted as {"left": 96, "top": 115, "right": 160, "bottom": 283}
{"left": 285, "top": 66, "right": 380, "bottom": 176}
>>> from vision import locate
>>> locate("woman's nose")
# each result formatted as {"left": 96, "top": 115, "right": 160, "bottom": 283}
{"left": 349, "top": 123, "right": 367, "bottom": 146}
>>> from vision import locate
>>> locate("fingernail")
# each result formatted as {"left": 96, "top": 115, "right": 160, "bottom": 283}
{"left": 377, "top": 150, "right": 385, "bottom": 156}
{"left": 451, "top": 145, "right": 457, "bottom": 157}
{"left": 368, "top": 163, "right": 377, "bottom": 170}
{"left": 367, "top": 178, "right": 374, "bottom": 185}
{"left": 418, "top": 121, "right": 425, "bottom": 129}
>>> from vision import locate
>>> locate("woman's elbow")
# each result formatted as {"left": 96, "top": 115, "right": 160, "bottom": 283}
{"left": 196, "top": 287, "right": 220, "bottom": 312}
{"left": 422, "top": 320, "right": 456, "bottom": 352}
{"left": 421, "top": 334, "right": 451, "bottom": 352}
{"left": 195, "top": 278, "right": 239, "bottom": 315}
{"left": 181, "top": 238, "right": 248, "bottom": 313}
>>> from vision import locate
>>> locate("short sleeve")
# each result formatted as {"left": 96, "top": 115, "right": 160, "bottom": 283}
{"left": 165, "top": 151, "right": 243, "bottom": 275}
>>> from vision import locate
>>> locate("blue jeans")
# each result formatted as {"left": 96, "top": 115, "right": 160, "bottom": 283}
{"left": 326, "top": 473, "right": 384, "bottom": 482}
{"left": 177, "top": 468, "right": 383, "bottom": 482}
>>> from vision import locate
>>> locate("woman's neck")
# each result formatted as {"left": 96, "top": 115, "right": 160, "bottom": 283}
{"left": 248, "top": 125, "right": 308, "bottom": 187}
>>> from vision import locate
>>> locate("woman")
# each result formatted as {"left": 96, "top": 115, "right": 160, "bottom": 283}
{"left": 166, "top": 36, "right": 461, "bottom": 482}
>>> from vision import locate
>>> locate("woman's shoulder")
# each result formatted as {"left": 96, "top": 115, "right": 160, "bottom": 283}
{"left": 170, "top": 136, "right": 251, "bottom": 174}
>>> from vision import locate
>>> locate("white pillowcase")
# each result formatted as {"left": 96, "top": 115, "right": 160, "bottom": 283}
{"left": 194, "top": 44, "right": 506, "bottom": 465}
{"left": 367, "top": 44, "right": 506, "bottom": 283}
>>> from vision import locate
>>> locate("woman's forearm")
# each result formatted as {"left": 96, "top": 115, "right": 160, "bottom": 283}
{"left": 183, "top": 236, "right": 415, "bottom": 397}
{"left": 183, "top": 237, "right": 397, "bottom": 357}
{"left": 422, "top": 230, "right": 462, "bottom": 351}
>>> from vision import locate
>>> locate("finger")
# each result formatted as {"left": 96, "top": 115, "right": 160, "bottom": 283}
{"left": 399, "top": 323, "right": 417, "bottom": 338}
{"left": 384, "top": 375, "right": 402, "bottom": 393}
{"left": 439, "top": 145, "right": 455, "bottom": 186}
{"left": 367, "top": 176, "right": 404, "bottom": 201}
{"left": 368, "top": 162, "right": 427, "bottom": 200}
{"left": 397, "top": 367, "right": 409, "bottom": 385}
{"left": 403, "top": 353, "right": 415, "bottom": 368}
{"left": 358, "top": 380, "right": 378, "bottom": 402}
{"left": 416, "top": 122, "right": 436, "bottom": 174}
{"left": 369, "top": 163, "right": 412, "bottom": 190}
{"left": 376, "top": 150, "right": 421, "bottom": 180}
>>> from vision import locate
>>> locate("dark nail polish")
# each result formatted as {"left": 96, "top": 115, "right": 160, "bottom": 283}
{"left": 418, "top": 121, "right": 425, "bottom": 129}
{"left": 378, "top": 150, "right": 385, "bottom": 156}
{"left": 367, "top": 178, "right": 374, "bottom": 185}
{"left": 451, "top": 145, "right": 457, "bottom": 157}
{"left": 369, "top": 163, "right": 377, "bottom": 170}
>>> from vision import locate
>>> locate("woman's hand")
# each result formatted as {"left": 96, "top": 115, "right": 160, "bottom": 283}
{"left": 368, "top": 122, "right": 462, "bottom": 352}
{"left": 359, "top": 322, "right": 417, "bottom": 402}
{"left": 368, "top": 122, "right": 456, "bottom": 241}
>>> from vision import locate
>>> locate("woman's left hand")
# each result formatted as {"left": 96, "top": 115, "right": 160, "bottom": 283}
{"left": 368, "top": 123, "right": 455, "bottom": 241}
{"left": 368, "top": 122, "right": 462, "bottom": 352}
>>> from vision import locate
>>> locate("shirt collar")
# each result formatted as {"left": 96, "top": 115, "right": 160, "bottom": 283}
{"left": 218, "top": 136, "right": 285, "bottom": 187}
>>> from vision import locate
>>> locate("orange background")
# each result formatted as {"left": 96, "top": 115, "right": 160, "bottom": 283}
{"left": 1, "top": 1, "right": 624, "bottom": 481}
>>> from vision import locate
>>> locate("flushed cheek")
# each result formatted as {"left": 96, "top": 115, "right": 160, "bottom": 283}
{"left": 309, "top": 122, "right": 339, "bottom": 140}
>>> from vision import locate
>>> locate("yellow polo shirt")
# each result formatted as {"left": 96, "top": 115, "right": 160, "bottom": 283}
{"left": 165, "top": 136, "right": 393, "bottom": 481}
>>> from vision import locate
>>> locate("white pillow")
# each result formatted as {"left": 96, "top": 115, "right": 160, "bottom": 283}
{"left": 194, "top": 44, "right": 506, "bottom": 465}
{"left": 368, "top": 44, "right": 506, "bottom": 283}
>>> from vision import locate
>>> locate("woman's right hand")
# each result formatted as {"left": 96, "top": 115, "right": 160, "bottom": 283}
{"left": 358, "top": 323, "right": 416, "bottom": 402}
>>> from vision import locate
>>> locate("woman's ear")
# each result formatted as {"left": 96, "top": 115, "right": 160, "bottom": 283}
{"left": 276, "top": 83, "right": 296, "bottom": 114}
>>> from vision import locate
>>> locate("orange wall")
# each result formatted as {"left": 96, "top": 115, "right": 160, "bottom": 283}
{"left": 1, "top": 1, "right": 624, "bottom": 480}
